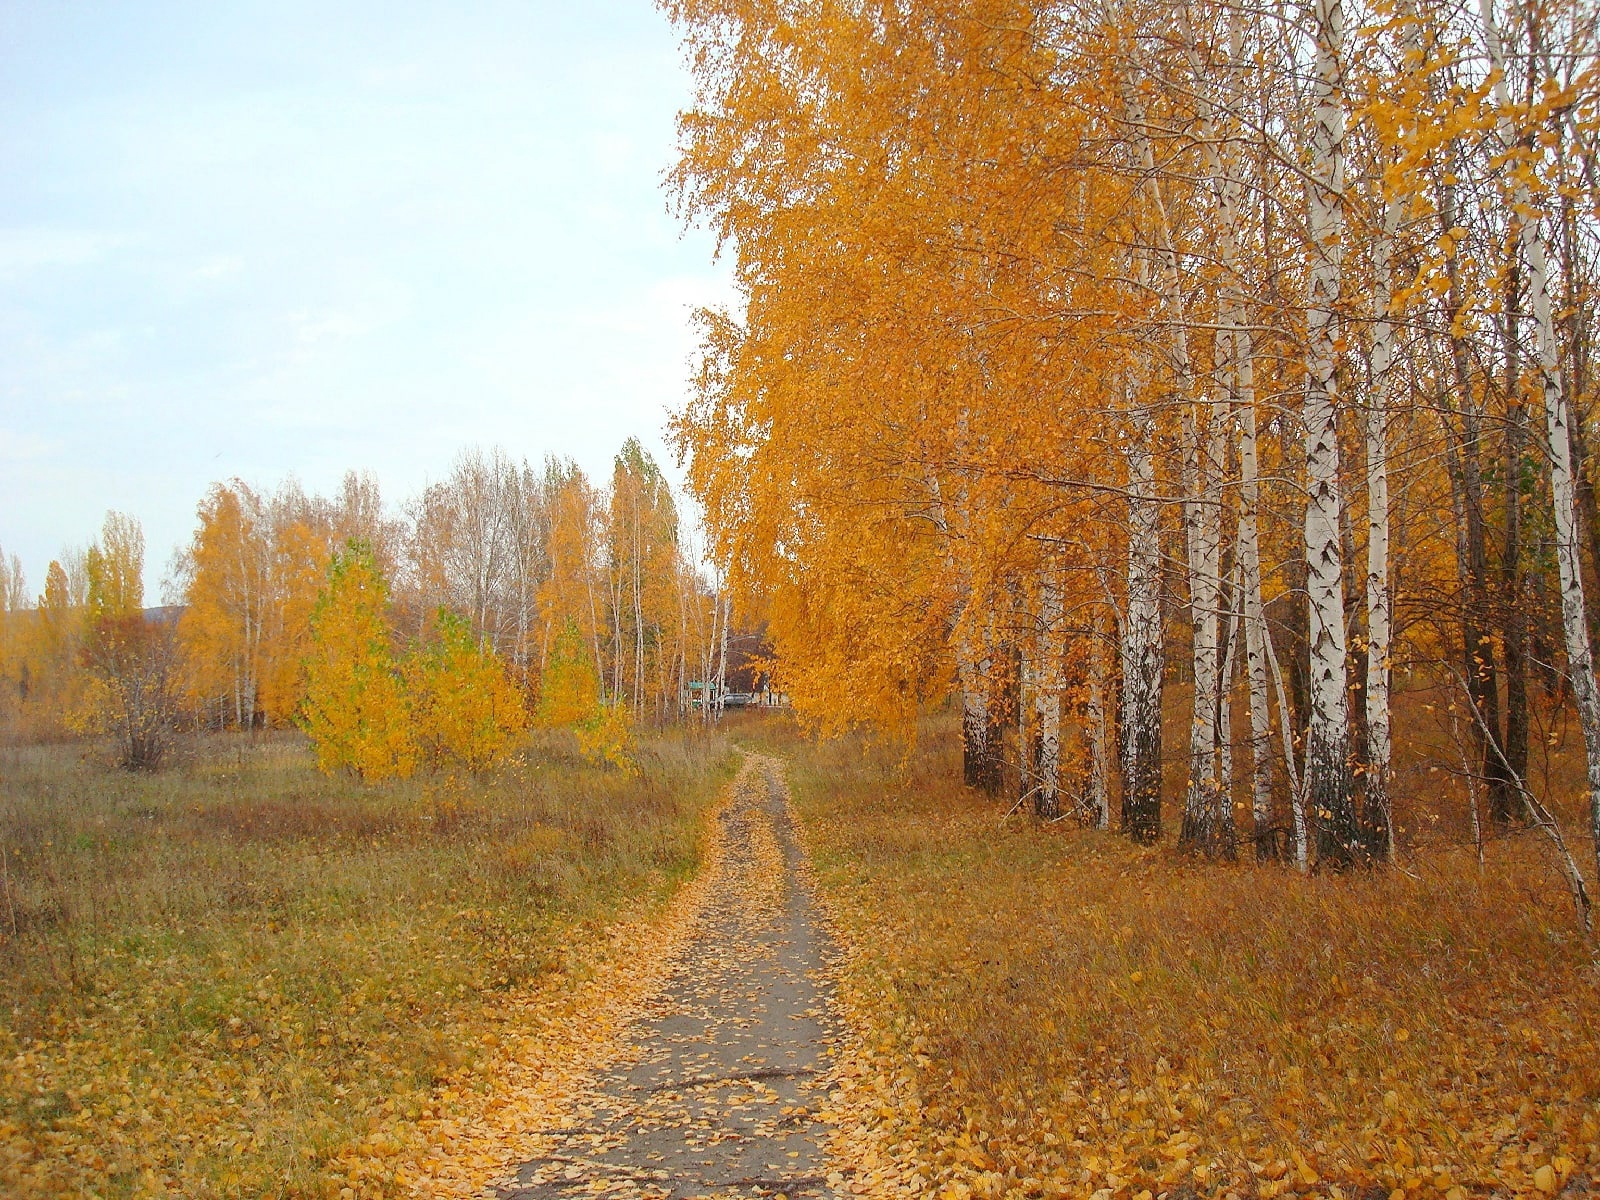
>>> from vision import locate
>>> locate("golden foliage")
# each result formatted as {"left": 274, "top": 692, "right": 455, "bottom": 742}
{"left": 535, "top": 617, "right": 636, "bottom": 773}
{"left": 575, "top": 703, "right": 638, "bottom": 775}
{"left": 667, "top": 0, "right": 1123, "bottom": 740}
{"left": 408, "top": 608, "right": 528, "bottom": 775}
{"left": 298, "top": 542, "right": 416, "bottom": 781}
{"left": 178, "top": 482, "right": 337, "bottom": 728}
{"left": 259, "top": 517, "right": 333, "bottom": 721}
{"left": 85, "top": 511, "right": 143, "bottom": 624}
{"left": 534, "top": 616, "right": 601, "bottom": 731}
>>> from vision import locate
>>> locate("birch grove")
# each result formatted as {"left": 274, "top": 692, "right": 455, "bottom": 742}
{"left": 667, "top": 0, "right": 1600, "bottom": 883}
{"left": 1, "top": 443, "right": 738, "bottom": 746}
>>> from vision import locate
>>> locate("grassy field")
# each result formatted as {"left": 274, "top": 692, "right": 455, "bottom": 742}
{"left": 745, "top": 708, "right": 1600, "bottom": 1200}
{"left": 7, "top": 701, "right": 1596, "bottom": 1200}
{"left": 0, "top": 727, "right": 734, "bottom": 1198}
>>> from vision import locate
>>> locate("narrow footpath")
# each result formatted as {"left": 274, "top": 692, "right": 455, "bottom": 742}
{"left": 499, "top": 753, "right": 848, "bottom": 1200}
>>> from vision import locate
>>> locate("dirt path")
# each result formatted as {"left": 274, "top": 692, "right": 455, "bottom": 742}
{"left": 498, "top": 753, "right": 847, "bottom": 1200}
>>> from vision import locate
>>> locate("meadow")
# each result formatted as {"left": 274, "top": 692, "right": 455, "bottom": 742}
{"left": 7, "top": 699, "right": 1599, "bottom": 1200}
{"left": 0, "top": 727, "right": 733, "bottom": 1198}
{"left": 752, "top": 704, "right": 1600, "bottom": 1200}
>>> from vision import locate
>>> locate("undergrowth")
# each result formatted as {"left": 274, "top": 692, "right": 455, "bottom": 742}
{"left": 750, "top": 711, "right": 1600, "bottom": 1200}
{"left": 0, "top": 726, "right": 733, "bottom": 1198}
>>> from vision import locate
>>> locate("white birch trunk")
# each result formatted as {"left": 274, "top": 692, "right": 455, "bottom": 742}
{"left": 1121, "top": 401, "right": 1165, "bottom": 842}
{"left": 1263, "top": 610, "right": 1309, "bottom": 869}
{"left": 592, "top": 553, "right": 614, "bottom": 710}
{"left": 1364, "top": 196, "right": 1399, "bottom": 863}
{"left": 1179, "top": 404, "right": 1226, "bottom": 852}
{"left": 956, "top": 621, "right": 999, "bottom": 793}
{"left": 1087, "top": 601, "right": 1112, "bottom": 829}
{"left": 1195, "top": 4, "right": 1274, "bottom": 856}
{"left": 953, "top": 662, "right": 992, "bottom": 793}
{"left": 1018, "top": 627, "right": 1038, "bottom": 810}
{"left": 1035, "top": 571, "right": 1063, "bottom": 819}
{"left": 1303, "top": 0, "right": 1358, "bottom": 864}
{"left": 920, "top": 459, "right": 998, "bottom": 794}
{"left": 704, "top": 576, "right": 723, "bottom": 725}
{"left": 1236, "top": 326, "right": 1278, "bottom": 857}
{"left": 1123, "top": 42, "right": 1221, "bottom": 852}
{"left": 1217, "top": 640, "right": 1235, "bottom": 813}
{"left": 716, "top": 591, "right": 730, "bottom": 716}
{"left": 1218, "top": 563, "right": 1242, "bottom": 818}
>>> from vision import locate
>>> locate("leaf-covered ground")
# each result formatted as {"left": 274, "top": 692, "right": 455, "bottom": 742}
{"left": 762, "top": 717, "right": 1600, "bottom": 1200}
{"left": 489, "top": 752, "right": 842, "bottom": 1198}
{"left": 15, "top": 712, "right": 1595, "bottom": 1200}
{"left": 336, "top": 748, "right": 943, "bottom": 1200}
{"left": 0, "top": 729, "right": 733, "bottom": 1198}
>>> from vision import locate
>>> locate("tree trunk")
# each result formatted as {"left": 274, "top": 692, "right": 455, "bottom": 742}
{"left": 961, "top": 667, "right": 995, "bottom": 792}
{"left": 1018, "top": 629, "right": 1037, "bottom": 811}
{"left": 1362, "top": 198, "right": 1398, "bottom": 862}
{"left": 1558, "top": 198, "right": 1600, "bottom": 651}
{"left": 1034, "top": 572, "right": 1063, "bottom": 819}
{"left": 1304, "top": 0, "right": 1358, "bottom": 866}
{"left": 1121, "top": 49, "right": 1214, "bottom": 853}
{"left": 1179, "top": 401, "right": 1228, "bottom": 855}
{"left": 1217, "top": 563, "right": 1242, "bottom": 840}
{"left": 715, "top": 591, "right": 730, "bottom": 716}
{"left": 1236, "top": 326, "right": 1278, "bottom": 858}
{"left": 959, "top": 613, "right": 1002, "bottom": 794}
{"left": 1120, "top": 410, "right": 1165, "bottom": 843}
{"left": 1340, "top": 477, "right": 1368, "bottom": 777}
{"left": 1087, "top": 600, "right": 1112, "bottom": 829}
{"left": 1502, "top": 249, "right": 1530, "bottom": 803}
{"left": 1570, "top": 390, "right": 1600, "bottom": 650}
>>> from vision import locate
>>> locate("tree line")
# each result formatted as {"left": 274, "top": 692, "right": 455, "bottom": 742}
{"left": 0, "top": 440, "right": 739, "bottom": 772}
{"left": 666, "top": 0, "right": 1600, "bottom": 903}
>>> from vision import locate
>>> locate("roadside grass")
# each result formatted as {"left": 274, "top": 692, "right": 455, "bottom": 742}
{"left": 744, "top": 708, "right": 1600, "bottom": 1199}
{"left": 0, "top": 726, "right": 733, "bottom": 1198}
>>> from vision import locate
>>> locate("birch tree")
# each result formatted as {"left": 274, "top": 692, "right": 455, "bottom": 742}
{"left": 1301, "top": 0, "right": 1361, "bottom": 865}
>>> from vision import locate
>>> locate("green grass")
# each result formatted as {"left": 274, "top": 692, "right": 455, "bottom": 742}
{"left": 0, "top": 726, "right": 734, "bottom": 1198}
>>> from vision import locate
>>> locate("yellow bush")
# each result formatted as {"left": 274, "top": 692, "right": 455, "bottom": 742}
{"left": 297, "top": 541, "right": 415, "bottom": 780}
{"left": 576, "top": 702, "right": 638, "bottom": 774}
{"left": 409, "top": 609, "right": 528, "bottom": 775}
{"left": 534, "top": 617, "right": 601, "bottom": 730}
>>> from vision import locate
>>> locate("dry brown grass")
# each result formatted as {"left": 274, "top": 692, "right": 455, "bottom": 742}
{"left": 0, "top": 726, "right": 734, "bottom": 1198}
{"left": 738, "top": 708, "right": 1600, "bottom": 1199}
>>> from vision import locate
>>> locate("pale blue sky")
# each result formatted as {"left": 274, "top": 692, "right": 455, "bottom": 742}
{"left": 0, "top": 1, "right": 731, "bottom": 598}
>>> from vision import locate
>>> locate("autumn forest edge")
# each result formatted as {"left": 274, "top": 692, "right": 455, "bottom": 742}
{"left": 5, "top": 0, "right": 1600, "bottom": 893}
